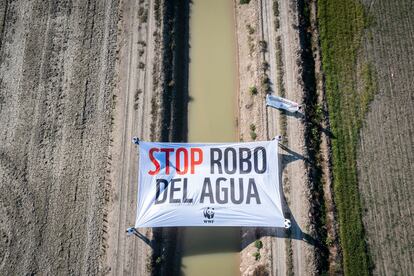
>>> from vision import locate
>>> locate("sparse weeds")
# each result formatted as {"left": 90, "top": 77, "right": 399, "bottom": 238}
{"left": 259, "top": 40, "right": 267, "bottom": 52}
{"left": 253, "top": 239, "right": 263, "bottom": 261}
{"left": 249, "top": 86, "right": 258, "bottom": 96}
{"left": 138, "top": 7, "right": 148, "bottom": 24}
{"left": 261, "top": 74, "right": 270, "bottom": 94}
{"left": 248, "top": 35, "right": 255, "bottom": 56}
{"left": 250, "top": 123, "right": 257, "bottom": 140}
{"left": 252, "top": 251, "right": 261, "bottom": 261}
{"left": 254, "top": 240, "right": 263, "bottom": 249}
{"left": 246, "top": 24, "right": 255, "bottom": 35}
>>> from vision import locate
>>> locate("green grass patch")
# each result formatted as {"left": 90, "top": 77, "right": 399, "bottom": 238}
{"left": 249, "top": 86, "right": 258, "bottom": 96}
{"left": 254, "top": 240, "right": 263, "bottom": 250}
{"left": 249, "top": 124, "right": 257, "bottom": 140}
{"left": 318, "top": 0, "right": 376, "bottom": 275}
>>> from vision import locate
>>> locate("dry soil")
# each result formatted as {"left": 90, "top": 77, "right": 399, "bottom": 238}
{"left": 0, "top": 0, "right": 119, "bottom": 274}
{"left": 358, "top": 0, "right": 414, "bottom": 274}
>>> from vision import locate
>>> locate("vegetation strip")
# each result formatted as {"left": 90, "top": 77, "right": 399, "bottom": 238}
{"left": 298, "top": 0, "right": 329, "bottom": 274}
{"left": 317, "top": 0, "right": 376, "bottom": 274}
{"left": 151, "top": 0, "right": 190, "bottom": 274}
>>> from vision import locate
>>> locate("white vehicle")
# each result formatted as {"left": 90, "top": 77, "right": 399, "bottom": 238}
{"left": 266, "top": 94, "right": 301, "bottom": 113}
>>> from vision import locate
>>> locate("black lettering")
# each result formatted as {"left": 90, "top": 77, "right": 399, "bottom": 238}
{"left": 182, "top": 178, "right": 193, "bottom": 203}
{"left": 239, "top": 148, "right": 252, "bottom": 174}
{"left": 254, "top": 147, "right": 267, "bottom": 174}
{"left": 246, "top": 178, "right": 261, "bottom": 204}
{"left": 200, "top": 178, "right": 214, "bottom": 203}
{"left": 169, "top": 178, "right": 181, "bottom": 203}
{"left": 210, "top": 148, "right": 223, "bottom": 174}
{"left": 216, "top": 177, "right": 228, "bottom": 204}
{"left": 230, "top": 178, "right": 244, "bottom": 204}
{"left": 155, "top": 179, "right": 168, "bottom": 204}
{"left": 224, "top": 147, "right": 237, "bottom": 174}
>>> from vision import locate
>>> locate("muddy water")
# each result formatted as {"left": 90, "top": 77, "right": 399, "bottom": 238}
{"left": 181, "top": 0, "right": 239, "bottom": 275}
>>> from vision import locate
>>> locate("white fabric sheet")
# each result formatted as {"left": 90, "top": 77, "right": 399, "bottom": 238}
{"left": 266, "top": 94, "right": 300, "bottom": 112}
{"left": 135, "top": 140, "right": 285, "bottom": 227}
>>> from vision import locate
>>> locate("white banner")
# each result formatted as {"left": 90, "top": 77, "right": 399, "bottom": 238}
{"left": 135, "top": 140, "right": 285, "bottom": 227}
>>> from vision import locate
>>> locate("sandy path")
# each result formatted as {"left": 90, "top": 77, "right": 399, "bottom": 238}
{"left": 277, "top": 1, "right": 317, "bottom": 274}
{"left": 104, "top": 0, "right": 158, "bottom": 274}
{"left": 237, "top": 0, "right": 315, "bottom": 275}
{"left": 259, "top": 0, "right": 286, "bottom": 275}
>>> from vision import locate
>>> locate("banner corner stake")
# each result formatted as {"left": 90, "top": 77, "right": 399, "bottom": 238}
{"left": 132, "top": 137, "right": 140, "bottom": 145}
{"left": 273, "top": 135, "right": 282, "bottom": 141}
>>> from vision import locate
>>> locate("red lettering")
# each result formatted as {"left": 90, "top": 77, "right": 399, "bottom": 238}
{"left": 148, "top": 148, "right": 160, "bottom": 175}
{"left": 176, "top": 147, "right": 188, "bottom": 175}
{"left": 191, "top": 148, "right": 203, "bottom": 174}
{"left": 160, "top": 148, "right": 174, "bottom": 174}
{"left": 149, "top": 147, "right": 203, "bottom": 175}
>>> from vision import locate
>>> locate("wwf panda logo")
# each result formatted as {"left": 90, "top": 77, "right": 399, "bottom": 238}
{"left": 203, "top": 207, "right": 215, "bottom": 219}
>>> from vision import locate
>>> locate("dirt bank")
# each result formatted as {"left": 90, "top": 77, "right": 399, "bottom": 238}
{"left": 103, "top": 0, "right": 164, "bottom": 274}
{"left": 104, "top": 0, "right": 190, "bottom": 275}
{"left": 0, "top": 0, "right": 119, "bottom": 274}
{"left": 236, "top": 0, "right": 317, "bottom": 275}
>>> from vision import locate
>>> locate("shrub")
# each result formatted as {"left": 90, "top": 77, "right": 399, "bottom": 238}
{"left": 255, "top": 240, "right": 263, "bottom": 249}
{"left": 134, "top": 89, "right": 142, "bottom": 102}
{"left": 253, "top": 251, "right": 261, "bottom": 261}
{"left": 261, "top": 75, "right": 270, "bottom": 84}
{"left": 249, "top": 124, "right": 256, "bottom": 131}
{"left": 140, "top": 10, "right": 148, "bottom": 24}
{"left": 246, "top": 24, "right": 255, "bottom": 35}
{"left": 259, "top": 40, "right": 267, "bottom": 52}
{"left": 240, "top": 0, "right": 250, "bottom": 4}
{"left": 275, "top": 18, "right": 280, "bottom": 29}
{"left": 273, "top": 0, "right": 279, "bottom": 17}
{"left": 145, "top": 254, "right": 152, "bottom": 272}
{"left": 249, "top": 86, "right": 258, "bottom": 95}
{"left": 262, "top": 83, "right": 270, "bottom": 94}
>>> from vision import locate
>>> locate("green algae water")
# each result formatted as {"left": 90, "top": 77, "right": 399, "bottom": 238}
{"left": 181, "top": 0, "right": 239, "bottom": 275}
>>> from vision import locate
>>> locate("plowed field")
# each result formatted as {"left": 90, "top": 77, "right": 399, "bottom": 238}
{"left": 0, "top": 1, "right": 119, "bottom": 274}
{"left": 358, "top": 0, "right": 414, "bottom": 274}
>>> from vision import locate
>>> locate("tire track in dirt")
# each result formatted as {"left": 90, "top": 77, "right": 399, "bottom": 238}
{"left": 0, "top": 0, "right": 119, "bottom": 274}
{"left": 259, "top": 0, "right": 287, "bottom": 275}
{"left": 105, "top": 0, "right": 159, "bottom": 275}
